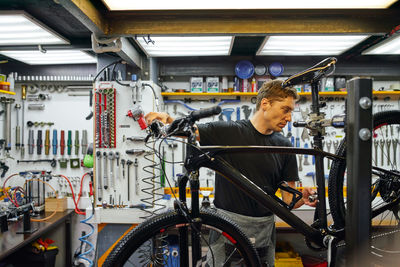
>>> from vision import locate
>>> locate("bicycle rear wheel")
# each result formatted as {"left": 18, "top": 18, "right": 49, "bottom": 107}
{"left": 328, "top": 110, "right": 400, "bottom": 262}
{"left": 104, "top": 209, "right": 261, "bottom": 267}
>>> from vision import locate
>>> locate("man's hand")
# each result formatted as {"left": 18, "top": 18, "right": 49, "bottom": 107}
{"left": 302, "top": 187, "right": 318, "bottom": 207}
{"left": 145, "top": 112, "right": 174, "bottom": 125}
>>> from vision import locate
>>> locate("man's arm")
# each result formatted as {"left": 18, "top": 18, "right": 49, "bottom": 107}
{"left": 282, "top": 181, "right": 317, "bottom": 209}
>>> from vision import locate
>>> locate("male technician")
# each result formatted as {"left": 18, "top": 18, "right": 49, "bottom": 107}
{"left": 145, "top": 80, "right": 316, "bottom": 266}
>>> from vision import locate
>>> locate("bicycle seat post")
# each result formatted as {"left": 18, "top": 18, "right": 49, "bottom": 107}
{"left": 310, "top": 80, "right": 328, "bottom": 230}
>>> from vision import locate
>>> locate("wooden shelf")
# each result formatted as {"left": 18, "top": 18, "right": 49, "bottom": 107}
{"left": 161, "top": 91, "right": 400, "bottom": 97}
{"left": 0, "top": 90, "right": 16, "bottom": 95}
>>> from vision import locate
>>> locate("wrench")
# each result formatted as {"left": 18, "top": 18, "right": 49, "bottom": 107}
{"left": 373, "top": 140, "right": 378, "bottom": 164}
{"left": 326, "top": 140, "right": 332, "bottom": 169}
{"left": 379, "top": 140, "right": 385, "bottom": 166}
{"left": 103, "top": 151, "right": 108, "bottom": 189}
{"left": 121, "top": 159, "right": 126, "bottom": 179}
{"left": 96, "top": 151, "right": 102, "bottom": 201}
{"left": 386, "top": 139, "right": 392, "bottom": 165}
{"left": 115, "top": 152, "right": 120, "bottom": 180}
{"left": 134, "top": 158, "right": 139, "bottom": 196}
{"left": 303, "top": 143, "right": 310, "bottom": 166}
{"left": 298, "top": 155, "right": 303, "bottom": 171}
{"left": 333, "top": 140, "right": 339, "bottom": 153}
{"left": 393, "top": 139, "right": 398, "bottom": 166}
{"left": 108, "top": 151, "right": 115, "bottom": 188}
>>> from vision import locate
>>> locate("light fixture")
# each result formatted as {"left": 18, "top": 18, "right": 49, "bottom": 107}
{"left": 256, "top": 35, "right": 370, "bottom": 56}
{"left": 102, "top": 0, "right": 396, "bottom": 10}
{"left": 0, "top": 50, "right": 96, "bottom": 65}
{"left": 0, "top": 11, "right": 69, "bottom": 45}
{"left": 362, "top": 34, "right": 400, "bottom": 55}
{"left": 136, "top": 36, "right": 234, "bottom": 57}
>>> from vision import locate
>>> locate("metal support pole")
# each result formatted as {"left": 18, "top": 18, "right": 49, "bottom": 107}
{"left": 346, "top": 77, "right": 372, "bottom": 266}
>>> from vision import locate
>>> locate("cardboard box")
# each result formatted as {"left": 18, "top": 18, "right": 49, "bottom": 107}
{"left": 45, "top": 198, "right": 67, "bottom": 212}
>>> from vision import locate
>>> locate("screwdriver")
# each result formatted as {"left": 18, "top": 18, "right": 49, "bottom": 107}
{"left": 44, "top": 129, "right": 50, "bottom": 155}
{"left": 74, "top": 130, "right": 79, "bottom": 155}
{"left": 60, "top": 130, "right": 65, "bottom": 155}
{"left": 52, "top": 129, "right": 57, "bottom": 155}
{"left": 37, "top": 130, "right": 43, "bottom": 155}
{"left": 67, "top": 130, "right": 72, "bottom": 155}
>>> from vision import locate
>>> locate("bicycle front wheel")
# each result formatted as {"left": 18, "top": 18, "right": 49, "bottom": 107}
{"left": 328, "top": 110, "right": 400, "bottom": 262}
{"left": 104, "top": 209, "right": 261, "bottom": 267}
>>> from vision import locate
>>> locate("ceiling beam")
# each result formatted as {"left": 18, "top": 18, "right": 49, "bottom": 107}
{"left": 105, "top": 9, "right": 400, "bottom": 35}
{"left": 116, "top": 38, "right": 143, "bottom": 69}
{"left": 58, "top": 0, "right": 107, "bottom": 35}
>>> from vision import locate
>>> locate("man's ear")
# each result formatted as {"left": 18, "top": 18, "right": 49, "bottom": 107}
{"left": 261, "top": 98, "right": 270, "bottom": 110}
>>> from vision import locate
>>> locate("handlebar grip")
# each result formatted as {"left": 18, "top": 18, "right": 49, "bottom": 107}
{"left": 189, "top": 106, "right": 222, "bottom": 121}
{"left": 293, "top": 121, "right": 307, "bottom": 127}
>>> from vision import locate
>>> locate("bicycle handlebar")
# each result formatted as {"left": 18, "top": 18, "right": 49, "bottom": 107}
{"left": 147, "top": 106, "right": 222, "bottom": 139}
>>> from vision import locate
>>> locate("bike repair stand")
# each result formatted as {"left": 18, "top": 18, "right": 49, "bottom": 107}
{"left": 346, "top": 77, "right": 373, "bottom": 266}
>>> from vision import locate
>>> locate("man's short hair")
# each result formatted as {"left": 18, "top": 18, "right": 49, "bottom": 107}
{"left": 256, "top": 80, "right": 298, "bottom": 110}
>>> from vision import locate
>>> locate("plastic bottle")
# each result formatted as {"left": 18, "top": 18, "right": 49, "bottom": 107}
{"left": 7, "top": 72, "right": 15, "bottom": 92}
{"left": 233, "top": 77, "right": 239, "bottom": 92}
{"left": 251, "top": 78, "right": 257, "bottom": 92}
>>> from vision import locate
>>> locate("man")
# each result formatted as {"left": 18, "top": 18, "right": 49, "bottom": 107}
{"left": 145, "top": 80, "right": 316, "bottom": 266}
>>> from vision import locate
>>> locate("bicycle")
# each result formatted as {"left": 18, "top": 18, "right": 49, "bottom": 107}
{"left": 104, "top": 58, "right": 400, "bottom": 266}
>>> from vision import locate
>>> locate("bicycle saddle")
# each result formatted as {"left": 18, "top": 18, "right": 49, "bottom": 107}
{"left": 282, "top": 57, "right": 337, "bottom": 88}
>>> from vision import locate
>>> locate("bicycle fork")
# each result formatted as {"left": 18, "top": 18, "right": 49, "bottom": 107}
{"left": 176, "top": 171, "right": 203, "bottom": 267}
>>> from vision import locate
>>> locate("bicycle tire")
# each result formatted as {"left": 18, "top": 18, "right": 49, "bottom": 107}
{"left": 104, "top": 209, "right": 261, "bottom": 267}
{"left": 328, "top": 110, "right": 400, "bottom": 262}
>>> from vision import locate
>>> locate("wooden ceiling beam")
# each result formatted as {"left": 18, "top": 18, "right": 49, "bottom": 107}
{"left": 105, "top": 9, "right": 400, "bottom": 36}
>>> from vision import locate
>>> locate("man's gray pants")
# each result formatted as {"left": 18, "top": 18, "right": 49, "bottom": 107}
{"left": 205, "top": 208, "right": 275, "bottom": 267}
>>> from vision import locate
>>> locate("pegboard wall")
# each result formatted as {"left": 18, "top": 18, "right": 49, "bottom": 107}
{"left": 1, "top": 81, "right": 93, "bottom": 209}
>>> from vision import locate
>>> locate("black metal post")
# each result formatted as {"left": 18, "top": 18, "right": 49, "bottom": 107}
{"left": 346, "top": 77, "right": 372, "bottom": 266}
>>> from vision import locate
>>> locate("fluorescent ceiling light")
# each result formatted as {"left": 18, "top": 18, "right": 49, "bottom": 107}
{"left": 0, "top": 50, "right": 96, "bottom": 65}
{"left": 0, "top": 11, "right": 69, "bottom": 45}
{"left": 103, "top": 0, "right": 396, "bottom": 10}
{"left": 136, "top": 36, "right": 233, "bottom": 57}
{"left": 257, "top": 35, "right": 370, "bottom": 56}
{"left": 362, "top": 34, "right": 400, "bottom": 55}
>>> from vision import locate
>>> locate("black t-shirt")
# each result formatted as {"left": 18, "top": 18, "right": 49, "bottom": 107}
{"left": 198, "top": 120, "right": 299, "bottom": 217}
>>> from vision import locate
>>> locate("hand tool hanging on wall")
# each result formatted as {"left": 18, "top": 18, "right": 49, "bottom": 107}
{"left": 241, "top": 105, "right": 252, "bottom": 120}
{"left": 74, "top": 130, "right": 80, "bottom": 155}
{"left": 44, "top": 129, "right": 50, "bottom": 155}
{"left": 17, "top": 159, "right": 57, "bottom": 168}
{"left": 121, "top": 159, "right": 126, "bottom": 179}
{"left": 326, "top": 140, "right": 332, "bottom": 169}
{"left": 379, "top": 139, "right": 385, "bottom": 166}
{"left": 386, "top": 139, "right": 392, "bottom": 165}
{"left": 96, "top": 151, "right": 102, "bottom": 201}
{"left": 81, "top": 130, "right": 88, "bottom": 154}
{"left": 168, "top": 142, "right": 178, "bottom": 184}
{"left": 221, "top": 108, "right": 234, "bottom": 121}
{"left": 52, "top": 130, "right": 57, "bottom": 155}
{"left": 134, "top": 158, "right": 139, "bottom": 196}
{"left": 36, "top": 130, "right": 42, "bottom": 155}
{"left": 108, "top": 152, "right": 115, "bottom": 188}
{"left": 67, "top": 130, "right": 72, "bottom": 155}
{"left": 2, "top": 97, "right": 15, "bottom": 151}
{"left": 103, "top": 152, "right": 108, "bottom": 189}
{"left": 126, "top": 106, "right": 147, "bottom": 130}
{"left": 15, "top": 104, "right": 21, "bottom": 150}
{"left": 126, "top": 160, "right": 133, "bottom": 201}
{"left": 373, "top": 139, "right": 378, "bottom": 164}
{"left": 303, "top": 143, "right": 310, "bottom": 166}
{"left": 393, "top": 139, "right": 398, "bottom": 166}
{"left": 115, "top": 152, "right": 120, "bottom": 180}
{"left": 28, "top": 130, "right": 34, "bottom": 154}
{"left": 60, "top": 130, "right": 65, "bottom": 155}
{"left": 21, "top": 84, "right": 27, "bottom": 157}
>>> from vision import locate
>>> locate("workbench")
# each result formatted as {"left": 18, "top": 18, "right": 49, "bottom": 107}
{"left": 0, "top": 210, "right": 74, "bottom": 266}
